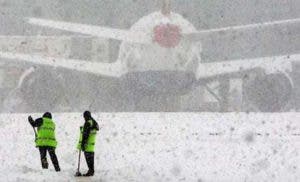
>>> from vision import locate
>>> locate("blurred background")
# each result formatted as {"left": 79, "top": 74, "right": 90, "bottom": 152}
{"left": 0, "top": 0, "right": 300, "bottom": 112}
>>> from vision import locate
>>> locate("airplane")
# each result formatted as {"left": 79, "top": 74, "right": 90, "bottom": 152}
{"left": 0, "top": 0, "right": 300, "bottom": 112}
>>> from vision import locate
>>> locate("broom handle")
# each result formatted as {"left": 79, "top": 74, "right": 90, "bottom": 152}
{"left": 77, "top": 150, "right": 81, "bottom": 172}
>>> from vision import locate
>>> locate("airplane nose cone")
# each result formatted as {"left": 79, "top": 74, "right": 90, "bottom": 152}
{"left": 153, "top": 23, "right": 181, "bottom": 48}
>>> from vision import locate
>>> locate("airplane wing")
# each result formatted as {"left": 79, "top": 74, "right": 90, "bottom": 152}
{"left": 184, "top": 17, "right": 300, "bottom": 41}
{"left": 196, "top": 54, "right": 300, "bottom": 79}
{"left": 0, "top": 51, "right": 125, "bottom": 78}
{"left": 27, "top": 18, "right": 151, "bottom": 44}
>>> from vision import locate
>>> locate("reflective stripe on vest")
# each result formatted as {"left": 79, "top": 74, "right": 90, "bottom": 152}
{"left": 36, "top": 117, "right": 57, "bottom": 148}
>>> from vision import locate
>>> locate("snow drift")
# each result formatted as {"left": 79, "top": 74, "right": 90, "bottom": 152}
{"left": 0, "top": 113, "right": 299, "bottom": 181}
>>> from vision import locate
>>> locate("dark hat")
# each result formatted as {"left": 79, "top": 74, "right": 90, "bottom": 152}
{"left": 83, "top": 110, "right": 91, "bottom": 119}
{"left": 43, "top": 112, "right": 52, "bottom": 119}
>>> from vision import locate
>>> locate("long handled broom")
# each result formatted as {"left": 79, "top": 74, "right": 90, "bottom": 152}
{"left": 75, "top": 150, "right": 82, "bottom": 176}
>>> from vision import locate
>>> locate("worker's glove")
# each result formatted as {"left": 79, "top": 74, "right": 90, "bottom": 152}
{"left": 28, "top": 116, "right": 34, "bottom": 125}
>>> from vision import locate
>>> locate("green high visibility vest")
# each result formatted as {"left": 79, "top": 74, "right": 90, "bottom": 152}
{"left": 36, "top": 117, "right": 57, "bottom": 148}
{"left": 77, "top": 120, "right": 97, "bottom": 152}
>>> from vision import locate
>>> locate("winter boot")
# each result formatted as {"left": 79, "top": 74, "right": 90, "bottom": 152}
{"left": 83, "top": 170, "right": 94, "bottom": 176}
{"left": 41, "top": 158, "right": 49, "bottom": 169}
{"left": 55, "top": 166, "right": 61, "bottom": 172}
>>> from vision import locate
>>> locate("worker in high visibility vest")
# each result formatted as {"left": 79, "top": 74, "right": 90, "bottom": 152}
{"left": 77, "top": 111, "right": 99, "bottom": 176}
{"left": 28, "top": 112, "right": 60, "bottom": 172}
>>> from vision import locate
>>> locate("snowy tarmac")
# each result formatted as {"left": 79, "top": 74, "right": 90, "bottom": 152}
{"left": 0, "top": 113, "right": 299, "bottom": 182}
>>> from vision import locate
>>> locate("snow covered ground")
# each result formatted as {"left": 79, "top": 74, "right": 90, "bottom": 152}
{"left": 0, "top": 113, "right": 299, "bottom": 182}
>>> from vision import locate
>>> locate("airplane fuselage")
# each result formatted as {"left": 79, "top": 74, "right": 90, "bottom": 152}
{"left": 114, "top": 12, "right": 203, "bottom": 101}
{"left": 118, "top": 12, "right": 201, "bottom": 74}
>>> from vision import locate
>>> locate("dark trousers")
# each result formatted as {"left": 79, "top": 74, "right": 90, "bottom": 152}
{"left": 84, "top": 152, "right": 94, "bottom": 172}
{"left": 39, "top": 146, "right": 60, "bottom": 171}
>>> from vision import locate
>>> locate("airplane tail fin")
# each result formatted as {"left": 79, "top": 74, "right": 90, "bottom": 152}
{"left": 161, "top": 0, "right": 171, "bottom": 15}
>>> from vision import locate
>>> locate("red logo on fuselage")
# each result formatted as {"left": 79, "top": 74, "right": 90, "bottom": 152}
{"left": 153, "top": 23, "right": 181, "bottom": 48}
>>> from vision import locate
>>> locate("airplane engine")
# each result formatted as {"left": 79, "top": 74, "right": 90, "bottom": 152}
{"left": 19, "top": 68, "right": 65, "bottom": 111}
{"left": 243, "top": 72, "right": 293, "bottom": 112}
